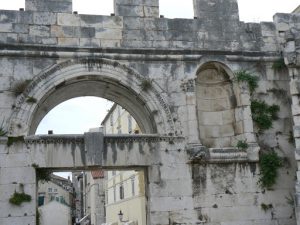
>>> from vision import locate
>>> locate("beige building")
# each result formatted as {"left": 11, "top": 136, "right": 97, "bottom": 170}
{"left": 293, "top": 5, "right": 300, "bottom": 13}
{"left": 101, "top": 104, "right": 146, "bottom": 225}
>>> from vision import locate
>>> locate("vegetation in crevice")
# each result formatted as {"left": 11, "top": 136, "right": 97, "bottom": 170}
{"left": 32, "top": 164, "right": 52, "bottom": 182}
{"left": 272, "top": 58, "right": 287, "bottom": 71}
{"left": 139, "top": 79, "right": 152, "bottom": 92}
{"left": 9, "top": 191, "right": 32, "bottom": 206}
{"left": 289, "top": 131, "right": 295, "bottom": 146}
{"left": 26, "top": 96, "right": 37, "bottom": 103}
{"left": 12, "top": 79, "right": 31, "bottom": 96}
{"left": 258, "top": 151, "right": 282, "bottom": 189}
{"left": 0, "top": 121, "right": 7, "bottom": 137}
{"left": 7, "top": 136, "right": 24, "bottom": 147}
{"left": 250, "top": 100, "right": 280, "bottom": 132}
{"left": 236, "top": 140, "right": 248, "bottom": 151}
{"left": 235, "top": 70, "right": 258, "bottom": 93}
{"left": 36, "top": 208, "right": 40, "bottom": 225}
{"left": 261, "top": 203, "right": 273, "bottom": 212}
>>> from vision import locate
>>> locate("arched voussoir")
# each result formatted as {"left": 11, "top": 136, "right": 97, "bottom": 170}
{"left": 9, "top": 58, "right": 175, "bottom": 136}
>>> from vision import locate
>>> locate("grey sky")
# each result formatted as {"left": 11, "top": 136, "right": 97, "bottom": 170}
{"left": 0, "top": 0, "right": 299, "bottom": 22}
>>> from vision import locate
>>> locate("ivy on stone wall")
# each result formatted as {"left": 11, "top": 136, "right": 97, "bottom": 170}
{"left": 258, "top": 151, "right": 282, "bottom": 189}
{"left": 272, "top": 58, "right": 287, "bottom": 71}
{"left": 250, "top": 100, "right": 280, "bottom": 132}
{"left": 235, "top": 70, "right": 258, "bottom": 94}
{"left": 7, "top": 136, "right": 24, "bottom": 147}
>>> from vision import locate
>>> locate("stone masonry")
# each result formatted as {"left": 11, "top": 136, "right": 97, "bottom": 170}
{"left": 0, "top": 0, "right": 300, "bottom": 225}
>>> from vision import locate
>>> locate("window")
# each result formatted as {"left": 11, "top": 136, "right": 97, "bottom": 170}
{"left": 113, "top": 186, "right": 116, "bottom": 202}
{"left": 119, "top": 183, "right": 124, "bottom": 200}
{"left": 131, "top": 177, "right": 135, "bottom": 196}
{"left": 128, "top": 115, "right": 132, "bottom": 133}
{"left": 53, "top": 188, "right": 57, "bottom": 193}
{"left": 48, "top": 188, "right": 52, "bottom": 193}
{"left": 110, "top": 115, "right": 113, "bottom": 126}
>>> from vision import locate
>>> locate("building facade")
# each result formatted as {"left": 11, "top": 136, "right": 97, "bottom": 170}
{"left": 102, "top": 104, "right": 146, "bottom": 225}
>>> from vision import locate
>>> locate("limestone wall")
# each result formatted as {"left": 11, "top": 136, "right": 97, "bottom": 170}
{"left": 0, "top": 1, "right": 300, "bottom": 225}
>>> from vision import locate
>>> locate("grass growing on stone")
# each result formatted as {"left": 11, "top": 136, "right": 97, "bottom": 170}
{"left": 261, "top": 203, "right": 273, "bottom": 212}
{"left": 258, "top": 151, "right": 282, "bottom": 189}
{"left": 0, "top": 121, "right": 7, "bottom": 136}
{"left": 235, "top": 70, "right": 258, "bottom": 93}
{"left": 236, "top": 140, "right": 248, "bottom": 151}
{"left": 139, "top": 79, "right": 152, "bottom": 91}
{"left": 32, "top": 164, "right": 52, "bottom": 182}
{"left": 12, "top": 80, "right": 31, "bottom": 96}
{"left": 272, "top": 58, "right": 286, "bottom": 71}
{"left": 9, "top": 192, "right": 32, "bottom": 206}
{"left": 7, "top": 136, "right": 25, "bottom": 147}
{"left": 26, "top": 96, "right": 37, "bottom": 103}
{"left": 250, "top": 100, "right": 280, "bottom": 132}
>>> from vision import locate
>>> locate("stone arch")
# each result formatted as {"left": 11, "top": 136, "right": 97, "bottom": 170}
{"left": 195, "top": 61, "right": 243, "bottom": 148}
{"left": 8, "top": 58, "right": 175, "bottom": 136}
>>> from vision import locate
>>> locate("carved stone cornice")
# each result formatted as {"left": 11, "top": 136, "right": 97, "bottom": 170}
{"left": 25, "top": 135, "right": 85, "bottom": 144}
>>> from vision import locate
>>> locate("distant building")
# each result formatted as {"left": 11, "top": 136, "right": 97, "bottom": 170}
{"left": 39, "top": 201, "right": 72, "bottom": 225}
{"left": 101, "top": 103, "right": 140, "bottom": 135}
{"left": 293, "top": 5, "right": 300, "bottom": 13}
{"left": 101, "top": 104, "right": 146, "bottom": 225}
{"left": 37, "top": 174, "right": 75, "bottom": 225}
{"left": 38, "top": 174, "right": 73, "bottom": 207}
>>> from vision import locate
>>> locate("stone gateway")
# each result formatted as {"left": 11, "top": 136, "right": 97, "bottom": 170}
{"left": 0, "top": 0, "right": 300, "bottom": 225}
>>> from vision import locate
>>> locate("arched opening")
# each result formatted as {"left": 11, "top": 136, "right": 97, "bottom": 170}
{"left": 23, "top": 59, "right": 170, "bottom": 225}
{"left": 196, "top": 62, "right": 240, "bottom": 148}
{"left": 9, "top": 59, "right": 176, "bottom": 136}
{"left": 36, "top": 96, "right": 147, "bottom": 225}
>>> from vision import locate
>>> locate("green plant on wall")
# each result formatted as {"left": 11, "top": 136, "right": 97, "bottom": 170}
{"left": 26, "top": 96, "right": 37, "bottom": 103}
{"left": 0, "top": 121, "right": 7, "bottom": 137}
{"left": 235, "top": 70, "right": 258, "bottom": 93}
{"left": 139, "top": 79, "right": 152, "bottom": 92}
{"left": 250, "top": 100, "right": 280, "bottom": 132}
{"left": 7, "top": 136, "right": 24, "bottom": 147}
{"left": 9, "top": 191, "right": 32, "bottom": 206}
{"left": 12, "top": 79, "right": 31, "bottom": 96}
{"left": 32, "top": 164, "right": 52, "bottom": 182}
{"left": 236, "top": 140, "right": 248, "bottom": 151}
{"left": 272, "top": 58, "right": 287, "bottom": 71}
{"left": 261, "top": 203, "right": 273, "bottom": 212}
{"left": 258, "top": 151, "right": 282, "bottom": 189}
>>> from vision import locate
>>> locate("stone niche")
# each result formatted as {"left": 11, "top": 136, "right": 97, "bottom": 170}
{"left": 196, "top": 62, "right": 238, "bottom": 148}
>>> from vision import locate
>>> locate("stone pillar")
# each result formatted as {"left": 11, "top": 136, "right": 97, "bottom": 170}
{"left": 114, "top": 0, "right": 159, "bottom": 17}
{"left": 290, "top": 67, "right": 300, "bottom": 224}
{"left": 193, "top": 0, "right": 239, "bottom": 21}
{"left": 25, "top": 0, "right": 72, "bottom": 13}
{"left": 0, "top": 138, "right": 36, "bottom": 225}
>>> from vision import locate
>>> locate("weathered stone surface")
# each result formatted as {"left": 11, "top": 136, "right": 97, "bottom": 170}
{"left": 0, "top": 0, "right": 299, "bottom": 225}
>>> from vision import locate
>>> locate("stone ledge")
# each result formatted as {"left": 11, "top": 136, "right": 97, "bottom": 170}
{"left": 187, "top": 143, "right": 259, "bottom": 163}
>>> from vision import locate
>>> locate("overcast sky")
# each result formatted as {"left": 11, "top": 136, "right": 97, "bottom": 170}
{"left": 1, "top": 0, "right": 299, "bottom": 135}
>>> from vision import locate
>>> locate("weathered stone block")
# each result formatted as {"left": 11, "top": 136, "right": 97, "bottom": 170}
{"left": 26, "top": 0, "right": 72, "bottom": 13}
{"left": 96, "top": 28, "right": 122, "bottom": 39}
{"left": 57, "top": 37, "right": 79, "bottom": 46}
{"left": 33, "top": 12, "right": 57, "bottom": 25}
{"left": 29, "top": 25, "right": 50, "bottom": 36}
{"left": 57, "top": 13, "right": 80, "bottom": 26}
